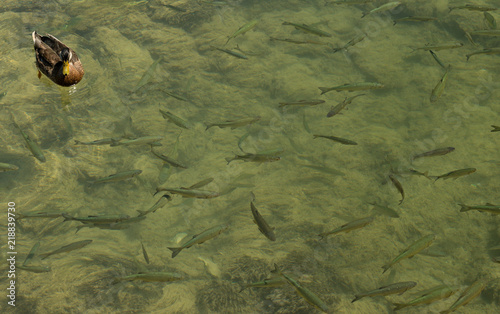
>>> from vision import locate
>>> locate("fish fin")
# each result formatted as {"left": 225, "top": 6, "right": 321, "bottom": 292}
{"left": 168, "top": 247, "right": 182, "bottom": 258}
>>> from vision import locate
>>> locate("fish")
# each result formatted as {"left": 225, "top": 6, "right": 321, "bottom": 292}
{"left": 459, "top": 203, "right": 500, "bottom": 214}
{"left": 164, "top": 90, "right": 189, "bottom": 102}
{"left": 113, "top": 272, "right": 183, "bottom": 283}
{"left": 469, "top": 29, "right": 500, "bottom": 36}
{"left": 155, "top": 188, "right": 220, "bottom": 199}
{"left": 12, "top": 118, "right": 45, "bottom": 162}
{"left": 362, "top": 1, "right": 401, "bottom": 18}
{"left": 168, "top": 225, "right": 228, "bottom": 258}
{"left": 276, "top": 266, "right": 329, "bottom": 313}
{"left": 393, "top": 285, "right": 457, "bottom": 311}
{"left": 492, "top": 125, "right": 500, "bottom": 132}
{"left": 278, "top": 100, "right": 325, "bottom": 108}
{"left": 137, "top": 195, "right": 171, "bottom": 216}
{"left": 393, "top": 16, "right": 437, "bottom": 25}
{"left": 182, "top": 178, "right": 214, "bottom": 190}
{"left": 211, "top": 46, "right": 248, "bottom": 59}
{"left": 0, "top": 162, "right": 19, "bottom": 172}
{"left": 240, "top": 276, "right": 286, "bottom": 292}
{"left": 206, "top": 116, "right": 261, "bottom": 130}
{"left": 110, "top": 136, "right": 163, "bottom": 147}
{"left": 484, "top": 12, "right": 497, "bottom": 29}
{"left": 75, "top": 216, "right": 146, "bottom": 232}
{"left": 388, "top": 174, "right": 405, "bottom": 205}
{"left": 226, "top": 19, "right": 258, "bottom": 44}
{"left": 406, "top": 168, "right": 430, "bottom": 179}
{"left": 164, "top": 4, "right": 186, "bottom": 12}
{"left": 430, "top": 66, "right": 450, "bottom": 103}
{"left": 319, "top": 216, "right": 374, "bottom": 239}
{"left": 141, "top": 241, "right": 150, "bottom": 264}
{"left": 15, "top": 211, "right": 66, "bottom": 220}
{"left": 225, "top": 152, "right": 281, "bottom": 164}
{"left": 382, "top": 234, "right": 435, "bottom": 273}
{"left": 331, "top": 0, "right": 375, "bottom": 4}
{"left": 17, "top": 265, "right": 51, "bottom": 273}
{"left": 251, "top": 201, "right": 276, "bottom": 241}
{"left": 449, "top": 4, "right": 498, "bottom": 12}
{"left": 352, "top": 281, "right": 417, "bottom": 302}
{"left": 440, "top": 278, "right": 487, "bottom": 314}
{"left": 159, "top": 109, "right": 193, "bottom": 129}
{"left": 433, "top": 168, "right": 476, "bottom": 181}
{"left": 411, "top": 43, "right": 463, "bottom": 52}
{"left": 369, "top": 202, "right": 399, "bottom": 218}
{"left": 151, "top": 149, "right": 187, "bottom": 169}
{"left": 131, "top": 58, "right": 160, "bottom": 93}
{"left": 23, "top": 242, "right": 40, "bottom": 266}
{"left": 327, "top": 94, "right": 365, "bottom": 117}
{"left": 62, "top": 213, "right": 131, "bottom": 225}
{"left": 412, "top": 147, "right": 455, "bottom": 160}
{"left": 319, "top": 82, "right": 383, "bottom": 95}
{"left": 282, "top": 22, "right": 332, "bottom": 37}
{"left": 39, "top": 240, "right": 93, "bottom": 260}
{"left": 313, "top": 134, "right": 358, "bottom": 145}
{"left": 269, "top": 37, "right": 328, "bottom": 45}
{"left": 430, "top": 50, "right": 447, "bottom": 69}
{"left": 87, "top": 169, "right": 142, "bottom": 185}
{"left": 331, "top": 34, "right": 366, "bottom": 52}
{"left": 74, "top": 137, "right": 124, "bottom": 145}
{"left": 466, "top": 48, "right": 500, "bottom": 61}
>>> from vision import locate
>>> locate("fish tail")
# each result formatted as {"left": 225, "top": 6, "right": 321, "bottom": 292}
{"left": 168, "top": 247, "right": 182, "bottom": 258}
{"left": 459, "top": 204, "right": 471, "bottom": 212}
{"left": 239, "top": 285, "right": 249, "bottom": 293}
{"left": 205, "top": 124, "right": 213, "bottom": 131}
{"left": 62, "top": 213, "right": 74, "bottom": 222}
{"left": 351, "top": 295, "right": 362, "bottom": 303}
{"left": 393, "top": 303, "right": 408, "bottom": 311}
{"left": 74, "top": 140, "right": 82, "bottom": 145}
{"left": 39, "top": 253, "right": 49, "bottom": 260}
{"left": 109, "top": 139, "right": 121, "bottom": 147}
{"left": 136, "top": 210, "right": 146, "bottom": 216}
{"left": 361, "top": 12, "right": 368, "bottom": 18}
{"left": 225, "top": 156, "right": 235, "bottom": 165}
{"left": 318, "top": 87, "right": 330, "bottom": 95}
{"left": 381, "top": 264, "right": 391, "bottom": 273}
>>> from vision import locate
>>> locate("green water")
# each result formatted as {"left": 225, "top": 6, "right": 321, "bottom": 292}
{"left": 1, "top": 0, "right": 499, "bottom": 313}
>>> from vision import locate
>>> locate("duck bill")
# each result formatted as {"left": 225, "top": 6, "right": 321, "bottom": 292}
{"left": 62, "top": 61, "right": 70, "bottom": 76}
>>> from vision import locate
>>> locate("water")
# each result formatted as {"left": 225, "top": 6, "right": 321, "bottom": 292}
{"left": 1, "top": 0, "right": 499, "bottom": 313}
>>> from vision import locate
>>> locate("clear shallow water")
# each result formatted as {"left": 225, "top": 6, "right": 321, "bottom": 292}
{"left": 0, "top": 0, "right": 499, "bottom": 313}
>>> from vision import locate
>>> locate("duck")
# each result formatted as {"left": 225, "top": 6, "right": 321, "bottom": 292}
{"left": 32, "top": 31, "right": 84, "bottom": 86}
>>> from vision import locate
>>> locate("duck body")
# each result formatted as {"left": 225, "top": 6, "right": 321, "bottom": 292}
{"left": 32, "top": 31, "right": 84, "bottom": 86}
